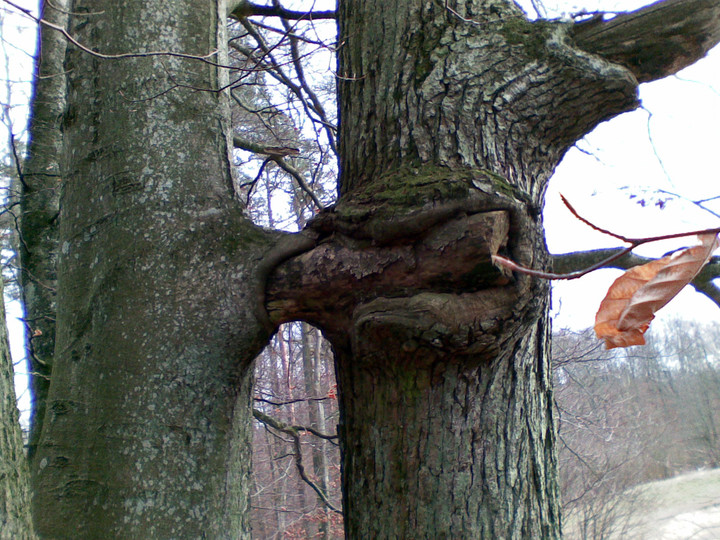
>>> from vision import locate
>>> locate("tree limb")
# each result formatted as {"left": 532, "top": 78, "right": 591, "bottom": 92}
{"left": 572, "top": 0, "right": 720, "bottom": 83}
{"left": 252, "top": 408, "right": 342, "bottom": 514}
{"left": 552, "top": 249, "right": 720, "bottom": 310}
{"left": 233, "top": 135, "right": 324, "bottom": 210}
{"left": 230, "top": 0, "right": 336, "bottom": 21}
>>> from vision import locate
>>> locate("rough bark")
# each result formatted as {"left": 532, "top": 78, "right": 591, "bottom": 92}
{"left": 1, "top": 277, "right": 35, "bottom": 539}
{"left": 262, "top": 0, "right": 720, "bottom": 537}
{"left": 21, "top": 0, "right": 68, "bottom": 461}
{"left": 31, "top": 1, "right": 272, "bottom": 537}
{"left": 571, "top": 0, "right": 720, "bottom": 83}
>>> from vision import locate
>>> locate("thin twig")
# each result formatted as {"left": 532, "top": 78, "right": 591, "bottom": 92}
{"left": 252, "top": 408, "right": 342, "bottom": 514}
{"left": 493, "top": 246, "right": 635, "bottom": 281}
{"left": 561, "top": 194, "right": 720, "bottom": 245}
{"left": 4, "top": 0, "right": 227, "bottom": 67}
{"left": 560, "top": 195, "right": 628, "bottom": 242}
{"left": 494, "top": 195, "right": 720, "bottom": 280}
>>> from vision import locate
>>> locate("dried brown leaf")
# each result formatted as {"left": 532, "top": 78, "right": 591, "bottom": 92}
{"left": 595, "top": 234, "right": 719, "bottom": 349}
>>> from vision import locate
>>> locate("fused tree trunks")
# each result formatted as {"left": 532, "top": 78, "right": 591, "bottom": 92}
{"left": 22, "top": 0, "right": 720, "bottom": 536}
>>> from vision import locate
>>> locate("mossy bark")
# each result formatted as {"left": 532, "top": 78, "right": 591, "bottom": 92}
{"left": 25, "top": 0, "right": 720, "bottom": 537}
{"left": 329, "top": 0, "right": 638, "bottom": 536}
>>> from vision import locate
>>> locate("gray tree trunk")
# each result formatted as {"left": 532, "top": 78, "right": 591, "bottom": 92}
{"left": 265, "top": 0, "right": 719, "bottom": 537}
{"left": 30, "top": 0, "right": 274, "bottom": 537}
{"left": 302, "top": 323, "right": 332, "bottom": 538}
{"left": 20, "top": 0, "right": 68, "bottom": 461}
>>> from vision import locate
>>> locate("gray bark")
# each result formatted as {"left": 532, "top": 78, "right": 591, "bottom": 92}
{"left": 570, "top": 0, "right": 720, "bottom": 83}
{"left": 31, "top": 1, "right": 273, "bottom": 537}
{"left": 1, "top": 278, "right": 35, "bottom": 539}
{"left": 21, "top": 0, "right": 68, "bottom": 461}
{"left": 264, "top": 0, "right": 719, "bottom": 537}
{"left": 302, "top": 324, "right": 332, "bottom": 538}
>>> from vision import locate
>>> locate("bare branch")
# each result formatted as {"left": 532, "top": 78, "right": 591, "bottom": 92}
{"left": 233, "top": 135, "right": 324, "bottom": 210}
{"left": 3, "top": 0, "right": 225, "bottom": 67}
{"left": 230, "top": 0, "right": 336, "bottom": 21}
{"left": 274, "top": 1, "right": 337, "bottom": 154}
{"left": 235, "top": 18, "right": 337, "bottom": 142}
{"left": 493, "top": 196, "right": 720, "bottom": 309}
{"left": 551, "top": 249, "right": 720, "bottom": 311}
{"left": 252, "top": 408, "right": 342, "bottom": 514}
{"left": 254, "top": 395, "right": 336, "bottom": 407}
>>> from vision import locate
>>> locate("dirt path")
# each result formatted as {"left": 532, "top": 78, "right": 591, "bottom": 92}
{"left": 612, "top": 469, "right": 720, "bottom": 539}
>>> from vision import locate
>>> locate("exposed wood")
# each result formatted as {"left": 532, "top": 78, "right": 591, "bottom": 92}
{"left": 266, "top": 209, "right": 511, "bottom": 332}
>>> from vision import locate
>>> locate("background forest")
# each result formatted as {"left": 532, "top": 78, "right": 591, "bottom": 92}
{"left": 2, "top": 0, "right": 720, "bottom": 538}
{"left": 249, "top": 319, "right": 720, "bottom": 539}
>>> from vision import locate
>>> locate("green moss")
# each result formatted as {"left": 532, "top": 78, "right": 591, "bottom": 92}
{"left": 485, "top": 169, "right": 520, "bottom": 198}
{"left": 500, "top": 16, "right": 555, "bottom": 60}
{"left": 333, "top": 164, "right": 527, "bottom": 243}
{"left": 350, "top": 164, "right": 476, "bottom": 207}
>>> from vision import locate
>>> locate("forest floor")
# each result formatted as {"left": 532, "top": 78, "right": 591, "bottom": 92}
{"left": 565, "top": 468, "right": 720, "bottom": 539}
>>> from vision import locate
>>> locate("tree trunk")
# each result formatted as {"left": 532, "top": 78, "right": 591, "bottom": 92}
{"left": 31, "top": 1, "right": 273, "bottom": 537}
{"left": 335, "top": 305, "right": 558, "bottom": 537}
{"left": 21, "top": 0, "right": 68, "bottom": 461}
{"left": 267, "top": 0, "right": 641, "bottom": 535}
{"left": 1, "top": 277, "right": 35, "bottom": 539}
{"left": 302, "top": 323, "right": 332, "bottom": 538}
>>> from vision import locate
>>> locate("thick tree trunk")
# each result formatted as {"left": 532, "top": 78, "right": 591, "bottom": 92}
{"left": 25, "top": 0, "right": 720, "bottom": 537}
{"left": 326, "top": 0, "right": 637, "bottom": 536}
{"left": 335, "top": 297, "right": 557, "bottom": 537}
{"left": 21, "top": 0, "right": 68, "bottom": 461}
{"left": 31, "top": 1, "right": 272, "bottom": 537}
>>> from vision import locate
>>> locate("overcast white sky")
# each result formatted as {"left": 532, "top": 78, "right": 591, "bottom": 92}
{"left": 542, "top": 26, "right": 720, "bottom": 329}
{"left": 2, "top": 0, "right": 719, "bottom": 418}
